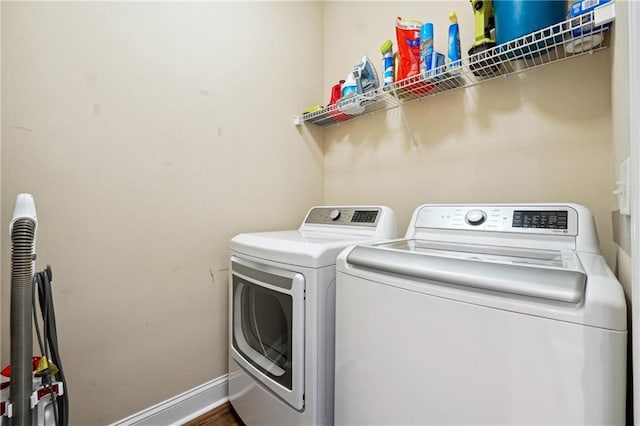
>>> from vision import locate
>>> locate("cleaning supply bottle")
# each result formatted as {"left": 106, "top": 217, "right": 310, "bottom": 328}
{"left": 380, "top": 39, "right": 395, "bottom": 86}
{"left": 339, "top": 72, "right": 364, "bottom": 115}
{"left": 329, "top": 80, "right": 345, "bottom": 106}
{"left": 447, "top": 11, "right": 461, "bottom": 73}
{"left": 420, "top": 22, "right": 434, "bottom": 74}
{"left": 341, "top": 72, "right": 358, "bottom": 98}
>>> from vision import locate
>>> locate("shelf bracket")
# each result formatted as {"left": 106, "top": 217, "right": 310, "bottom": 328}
{"left": 398, "top": 103, "right": 420, "bottom": 154}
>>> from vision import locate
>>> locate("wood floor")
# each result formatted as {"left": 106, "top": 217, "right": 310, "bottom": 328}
{"left": 183, "top": 402, "right": 244, "bottom": 426}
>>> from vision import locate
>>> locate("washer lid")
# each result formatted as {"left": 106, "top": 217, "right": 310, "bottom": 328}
{"left": 338, "top": 239, "right": 627, "bottom": 331}
{"left": 382, "top": 239, "right": 583, "bottom": 270}
{"left": 230, "top": 230, "right": 388, "bottom": 268}
{"left": 346, "top": 239, "right": 586, "bottom": 304}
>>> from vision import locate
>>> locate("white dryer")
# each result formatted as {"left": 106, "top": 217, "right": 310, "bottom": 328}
{"left": 228, "top": 206, "right": 397, "bottom": 425}
{"left": 335, "top": 203, "right": 627, "bottom": 425}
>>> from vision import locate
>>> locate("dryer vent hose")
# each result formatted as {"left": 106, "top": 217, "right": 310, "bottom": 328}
{"left": 10, "top": 217, "right": 36, "bottom": 426}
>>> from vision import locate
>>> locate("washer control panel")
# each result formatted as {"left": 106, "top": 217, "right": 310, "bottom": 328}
{"left": 414, "top": 205, "right": 578, "bottom": 235}
{"left": 304, "top": 207, "right": 380, "bottom": 226}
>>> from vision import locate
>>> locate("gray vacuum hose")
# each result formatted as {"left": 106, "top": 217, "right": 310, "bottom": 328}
{"left": 10, "top": 218, "right": 36, "bottom": 426}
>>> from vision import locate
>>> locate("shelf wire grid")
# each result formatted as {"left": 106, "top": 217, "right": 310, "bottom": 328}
{"left": 297, "top": 7, "right": 612, "bottom": 128}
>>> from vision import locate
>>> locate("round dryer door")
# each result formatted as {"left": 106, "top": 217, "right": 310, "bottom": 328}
{"left": 230, "top": 257, "right": 305, "bottom": 410}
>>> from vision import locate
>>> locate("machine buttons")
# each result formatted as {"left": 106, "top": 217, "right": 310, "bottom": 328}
{"left": 465, "top": 209, "right": 487, "bottom": 226}
{"left": 329, "top": 209, "right": 341, "bottom": 221}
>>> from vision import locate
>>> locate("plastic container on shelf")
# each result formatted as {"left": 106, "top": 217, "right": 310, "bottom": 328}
{"left": 494, "top": 0, "right": 567, "bottom": 60}
{"left": 380, "top": 39, "right": 395, "bottom": 86}
{"left": 493, "top": 0, "right": 567, "bottom": 45}
{"left": 420, "top": 23, "right": 434, "bottom": 74}
{"left": 565, "top": 0, "right": 612, "bottom": 53}
{"left": 447, "top": 11, "right": 462, "bottom": 74}
{"left": 328, "top": 79, "right": 351, "bottom": 122}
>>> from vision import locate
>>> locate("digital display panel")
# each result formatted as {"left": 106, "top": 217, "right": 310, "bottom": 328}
{"left": 351, "top": 210, "right": 378, "bottom": 224}
{"left": 512, "top": 210, "right": 568, "bottom": 229}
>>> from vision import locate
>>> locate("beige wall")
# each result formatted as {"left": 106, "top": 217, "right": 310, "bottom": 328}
{"left": 613, "top": 0, "right": 630, "bottom": 165}
{"left": 0, "top": 1, "right": 628, "bottom": 424}
{"left": 1, "top": 2, "right": 323, "bottom": 424}
{"left": 611, "top": 0, "right": 632, "bottom": 295}
{"left": 323, "top": 1, "right": 616, "bottom": 267}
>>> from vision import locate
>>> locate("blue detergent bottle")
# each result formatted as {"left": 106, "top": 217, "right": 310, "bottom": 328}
{"left": 447, "top": 11, "right": 461, "bottom": 73}
{"left": 420, "top": 23, "right": 434, "bottom": 74}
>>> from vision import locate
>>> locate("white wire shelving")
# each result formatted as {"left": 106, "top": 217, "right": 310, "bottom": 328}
{"left": 294, "top": 1, "right": 615, "bottom": 128}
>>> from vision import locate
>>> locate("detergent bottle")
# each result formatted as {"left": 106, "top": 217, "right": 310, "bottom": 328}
{"left": 447, "top": 11, "right": 461, "bottom": 73}
{"left": 420, "top": 23, "right": 434, "bottom": 74}
{"left": 380, "top": 39, "right": 395, "bottom": 86}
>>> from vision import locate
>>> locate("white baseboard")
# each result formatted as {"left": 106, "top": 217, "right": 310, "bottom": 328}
{"left": 110, "top": 374, "right": 228, "bottom": 426}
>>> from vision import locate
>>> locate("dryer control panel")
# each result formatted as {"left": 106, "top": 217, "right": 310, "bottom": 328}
{"left": 304, "top": 207, "right": 380, "bottom": 227}
{"left": 300, "top": 206, "right": 398, "bottom": 238}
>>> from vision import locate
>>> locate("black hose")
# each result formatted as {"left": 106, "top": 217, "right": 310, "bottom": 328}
{"left": 10, "top": 218, "right": 36, "bottom": 426}
{"left": 34, "top": 266, "right": 69, "bottom": 426}
{"left": 32, "top": 278, "right": 45, "bottom": 359}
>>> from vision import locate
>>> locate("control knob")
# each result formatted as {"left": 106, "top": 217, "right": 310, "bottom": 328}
{"left": 329, "top": 209, "right": 341, "bottom": 221}
{"left": 465, "top": 209, "right": 486, "bottom": 226}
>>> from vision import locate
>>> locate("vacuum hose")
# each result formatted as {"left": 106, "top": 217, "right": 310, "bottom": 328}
{"left": 10, "top": 218, "right": 36, "bottom": 426}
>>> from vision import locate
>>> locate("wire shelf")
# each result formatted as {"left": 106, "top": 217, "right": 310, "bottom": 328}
{"left": 294, "top": 1, "right": 615, "bottom": 128}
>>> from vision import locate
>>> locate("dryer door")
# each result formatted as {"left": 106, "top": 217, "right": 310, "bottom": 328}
{"left": 230, "top": 257, "right": 305, "bottom": 410}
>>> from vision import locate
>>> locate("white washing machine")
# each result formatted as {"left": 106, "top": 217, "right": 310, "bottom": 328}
{"left": 228, "top": 206, "right": 397, "bottom": 425}
{"left": 335, "top": 203, "right": 627, "bottom": 425}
